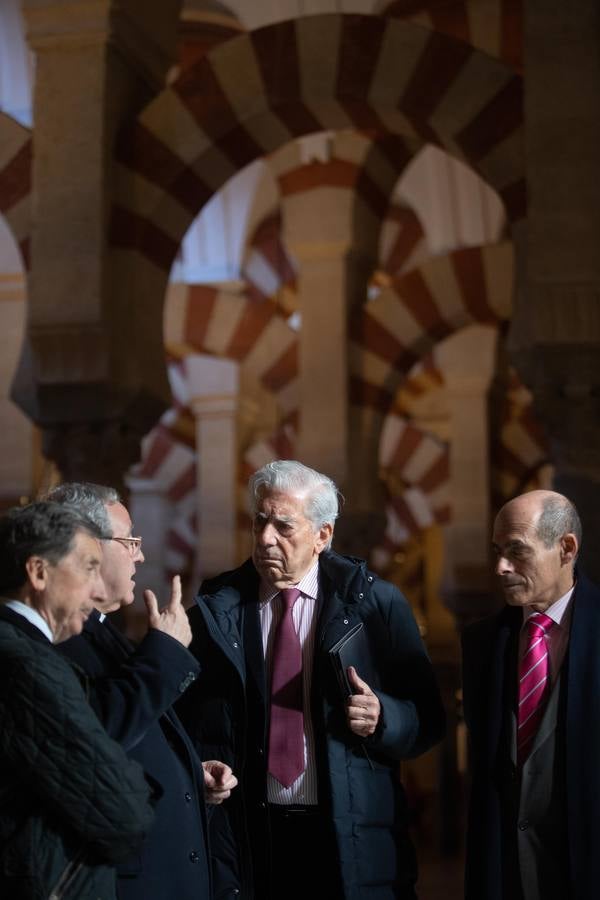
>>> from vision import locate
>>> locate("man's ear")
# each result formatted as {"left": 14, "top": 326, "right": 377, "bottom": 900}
{"left": 560, "top": 533, "right": 578, "bottom": 566}
{"left": 315, "top": 523, "right": 333, "bottom": 554}
{"left": 25, "top": 556, "right": 48, "bottom": 592}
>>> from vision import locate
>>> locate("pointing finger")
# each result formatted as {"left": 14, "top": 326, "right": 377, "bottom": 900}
{"left": 143, "top": 589, "right": 159, "bottom": 623}
{"left": 168, "top": 574, "right": 182, "bottom": 609}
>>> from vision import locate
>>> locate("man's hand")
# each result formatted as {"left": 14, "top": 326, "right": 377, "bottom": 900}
{"left": 345, "top": 666, "right": 381, "bottom": 738}
{"left": 144, "top": 575, "right": 192, "bottom": 647}
{"left": 202, "top": 760, "right": 238, "bottom": 805}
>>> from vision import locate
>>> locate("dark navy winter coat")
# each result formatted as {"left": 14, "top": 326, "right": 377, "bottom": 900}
{"left": 178, "top": 550, "right": 445, "bottom": 900}
{"left": 60, "top": 610, "right": 211, "bottom": 900}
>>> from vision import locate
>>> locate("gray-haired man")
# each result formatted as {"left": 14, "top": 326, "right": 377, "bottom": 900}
{"left": 49, "top": 483, "right": 236, "bottom": 900}
{"left": 177, "top": 459, "right": 445, "bottom": 900}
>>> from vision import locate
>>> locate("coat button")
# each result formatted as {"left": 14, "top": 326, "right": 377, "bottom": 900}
{"left": 185, "top": 792, "right": 192, "bottom": 802}
{"left": 259, "top": 800, "right": 266, "bottom": 809}
{"left": 518, "top": 820, "right": 529, "bottom": 831}
{"left": 178, "top": 672, "right": 197, "bottom": 692}
{"left": 367, "top": 575, "right": 373, "bottom": 582}
{"left": 233, "top": 641, "right": 239, "bottom": 648}
{"left": 189, "top": 850, "right": 201, "bottom": 863}
{"left": 358, "top": 592, "right": 364, "bottom": 599}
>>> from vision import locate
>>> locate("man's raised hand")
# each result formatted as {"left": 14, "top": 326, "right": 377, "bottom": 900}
{"left": 144, "top": 575, "right": 192, "bottom": 647}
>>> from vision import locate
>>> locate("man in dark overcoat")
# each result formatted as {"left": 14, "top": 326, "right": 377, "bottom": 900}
{"left": 462, "top": 489, "right": 600, "bottom": 900}
{"left": 53, "top": 482, "right": 236, "bottom": 900}
{"left": 177, "top": 459, "right": 445, "bottom": 900}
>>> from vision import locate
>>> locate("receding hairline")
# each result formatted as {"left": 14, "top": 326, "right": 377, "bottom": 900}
{"left": 494, "top": 490, "right": 581, "bottom": 547}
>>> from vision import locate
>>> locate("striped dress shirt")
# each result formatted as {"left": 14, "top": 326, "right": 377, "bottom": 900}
{"left": 259, "top": 560, "right": 320, "bottom": 805}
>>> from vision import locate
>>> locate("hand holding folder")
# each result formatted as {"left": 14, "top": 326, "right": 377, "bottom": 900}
{"left": 328, "top": 622, "right": 372, "bottom": 698}
{"left": 329, "top": 621, "right": 381, "bottom": 741}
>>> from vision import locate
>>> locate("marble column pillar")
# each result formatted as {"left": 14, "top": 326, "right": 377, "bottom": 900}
{"left": 14, "top": 0, "right": 182, "bottom": 484}
{"left": 187, "top": 354, "right": 238, "bottom": 580}
{"left": 281, "top": 182, "right": 386, "bottom": 554}
{"left": 438, "top": 325, "right": 498, "bottom": 622}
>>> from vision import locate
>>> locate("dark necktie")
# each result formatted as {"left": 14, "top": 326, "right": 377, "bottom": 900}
{"left": 517, "top": 612, "right": 554, "bottom": 765}
{"left": 267, "top": 587, "right": 305, "bottom": 787}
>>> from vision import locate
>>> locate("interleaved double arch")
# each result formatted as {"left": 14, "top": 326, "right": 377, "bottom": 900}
{"left": 112, "top": 12, "right": 524, "bottom": 274}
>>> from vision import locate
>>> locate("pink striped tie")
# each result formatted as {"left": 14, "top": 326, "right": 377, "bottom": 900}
{"left": 267, "top": 588, "right": 305, "bottom": 787}
{"left": 517, "top": 612, "right": 554, "bottom": 765}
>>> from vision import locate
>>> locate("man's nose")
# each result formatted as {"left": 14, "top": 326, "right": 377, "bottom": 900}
{"left": 135, "top": 546, "right": 145, "bottom": 564}
{"left": 257, "top": 522, "right": 277, "bottom": 545}
{"left": 495, "top": 555, "right": 512, "bottom": 576}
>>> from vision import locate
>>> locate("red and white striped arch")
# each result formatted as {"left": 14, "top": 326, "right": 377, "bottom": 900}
{"left": 112, "top": 13, "right": 525, "bottom": 277}
{"left": 0, "top": 112, "right": 31, "bottom": 270}
{"left": 350, "top": 240, "right": 513, "bottom": 412}
{"left": 492, "top": 367, "right": 552, "bottom": 506}
{"left": 241, "top": 211, "right": 297, "bottom": 309}
{"left": 164, "top": 282, "right": 298, "bottom": 417}
{"left": 377, "top": 0, "right": 522, "bottom": 72}
{"left": 378, "top": 202, "right": 427, "bottom": 279}
{"left": 272, "top": 130, "right": 422, "bottom": 264}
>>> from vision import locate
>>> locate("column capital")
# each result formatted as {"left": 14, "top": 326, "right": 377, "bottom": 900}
{"left": 41, "top": 417, "right": 145, "bottom": 492}
{"left": 189, "top": 394, "right": 237, "bottom": 418}
{"left": 23, "top": 0, "right": 180, "bottom": 89}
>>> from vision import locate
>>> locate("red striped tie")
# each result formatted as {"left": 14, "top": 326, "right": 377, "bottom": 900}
{"left": 517, "top": 612, "right": 554, "bottom": 765}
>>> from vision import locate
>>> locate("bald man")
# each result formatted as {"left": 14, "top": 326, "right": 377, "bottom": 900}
{"left": 462, "top": 490, "right": 600, "bottom": 900}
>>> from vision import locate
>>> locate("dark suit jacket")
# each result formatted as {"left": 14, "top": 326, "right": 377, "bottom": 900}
{"left": 60, "top": 611, "right": 211, "bottom": 900}
{"left": 462, "top": 572, "right": 600, "bottom": 900}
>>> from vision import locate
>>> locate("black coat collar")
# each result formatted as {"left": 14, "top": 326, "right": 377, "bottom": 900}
{"left": 0, "top": 603, "right": 52, "bottom": 644}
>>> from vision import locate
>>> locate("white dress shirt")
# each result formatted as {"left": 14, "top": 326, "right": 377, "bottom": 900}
{"left": 1, "top": 599, "right": 54, "bottom": 642}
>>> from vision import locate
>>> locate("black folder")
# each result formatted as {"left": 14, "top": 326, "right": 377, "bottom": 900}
{"left": 328, "top": 622, "right": 371, "bottom": 699}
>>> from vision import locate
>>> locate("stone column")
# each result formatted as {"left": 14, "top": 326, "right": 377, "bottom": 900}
{"left": 0, "top": 271, "right": 32, "bottom": 503}
{"left": 512, "top": 0, "right": 600, "bottom": 580}
{"left": 14, "top": 0, "right": 182, "bottom": 484}
{"left": 281, "top": 184, "right": 386, "bottom": 553}
{"left": 187, "top": 354, "right": 238, "bottom": 579}
{"left": 438, "top": 325, "right": 498, "bottom": 622}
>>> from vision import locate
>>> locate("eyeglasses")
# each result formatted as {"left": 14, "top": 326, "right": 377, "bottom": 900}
{"left": 110, "top": 536, "right": 142, "bottom": 556}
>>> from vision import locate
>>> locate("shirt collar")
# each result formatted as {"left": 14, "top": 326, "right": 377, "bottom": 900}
{"left": 522, "top": 583, "right": 575, "bottom": 628}
{"left": 1, "top": 599, "right": 54, "bottom": 642}
{"left": 259, "top": 558, "right": 320, "bottom": 607}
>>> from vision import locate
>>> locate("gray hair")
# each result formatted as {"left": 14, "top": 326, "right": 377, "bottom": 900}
{"left": 536, "top": 495, "right": 582, "bottom": 551}
{"left": 45, "top": 483, "right": 121, "bottom": 537}
{"left": 249, "top": 460, "right": 340, "bottom": 547}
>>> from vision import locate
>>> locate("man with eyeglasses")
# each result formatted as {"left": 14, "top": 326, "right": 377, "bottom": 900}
{"left": 50, "top": 483, "right": 236, "bottom": 900}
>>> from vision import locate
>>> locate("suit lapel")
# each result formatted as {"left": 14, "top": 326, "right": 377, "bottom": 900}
{"left": 492, "top": 608, "right": 520, "bottom": 767}
{"left": 528, "top": 673, "right": 561, "bottom": 760}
